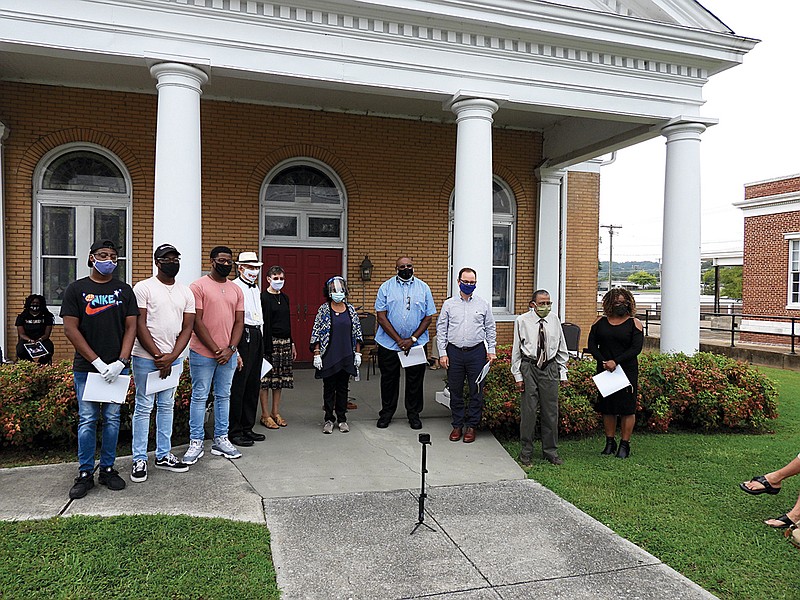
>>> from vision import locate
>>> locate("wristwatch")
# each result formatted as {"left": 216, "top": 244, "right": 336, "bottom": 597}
{"left": 119, "top": 357, "right": 131, "bottom": 368}
{"left": 228, "top": 345, "right": 237, "bottom": 352}
{"left": 410, "top": 335, "right": 418, "bottom": 343}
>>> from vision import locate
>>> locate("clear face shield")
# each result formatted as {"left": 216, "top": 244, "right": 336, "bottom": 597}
{"left": 327, "top": 277, "right": 348, "bottom": 299}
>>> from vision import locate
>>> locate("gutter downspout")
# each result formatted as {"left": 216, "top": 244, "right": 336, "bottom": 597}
{"left": 0, "top": 122, "right": 9, "bottom": 361}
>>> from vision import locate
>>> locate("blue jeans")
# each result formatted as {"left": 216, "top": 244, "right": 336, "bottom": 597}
{"left": 188, "top": 349, "right": 237, "bottom": 440}
{"left": 74, "top": 370, "right": 127, "bottom": 473}
{"left": 131, "top": 356, "right": 182, "bottom": 462}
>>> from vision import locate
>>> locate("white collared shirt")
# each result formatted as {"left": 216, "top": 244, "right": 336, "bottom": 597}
{"left": 233, "top": 277, "right": 264, "bottom": 326}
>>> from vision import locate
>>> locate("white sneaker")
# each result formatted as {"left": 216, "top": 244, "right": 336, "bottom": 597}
{"left": 338, "top": 422, "right": 350, "bottom": 433}
{"left": 183, "top": 439, "right": 204, "bottom": 465}
{"left": 211, "top": 435, "right": 242, "bottom": 459}
{"left": 323, "top": 420, "right": 334, "bottom": 434}
{"left": 130, "top": 459, "right": 147, "bottom": 483}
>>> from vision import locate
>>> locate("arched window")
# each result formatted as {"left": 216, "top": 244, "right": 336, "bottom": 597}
{"left": 449, "top": 178, "right": 516, "bottom": 314}
{"left": 33, "top": 145, "right": 132, "bottom": 309}
{"left": 260, "top": 161, "right": 346, "bottom": 247}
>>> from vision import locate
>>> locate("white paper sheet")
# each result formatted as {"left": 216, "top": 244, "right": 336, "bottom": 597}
{"left": 435, "top": 388, "right": 451, "bottom": 408}
{"left": 83, "top": 373, "right": 131, "bottom": 404}
{"left": 398, "top": 345, "right": 427, "bottom": 368}
{"left": 592, "top": 367, "right": 631, "bottom": 397}
{"left": 475, "top": 360, "right": 492, "bottom": 385}
{"left": 145, "top": 362, "right": 184, "bottom": 395}
{"left": 260, "top": 358, "right": 273, "bottom": 378}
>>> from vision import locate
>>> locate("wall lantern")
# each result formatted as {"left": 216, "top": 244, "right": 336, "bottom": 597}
{"left": 359, "top": 255, "right": 373, "bottom": 281}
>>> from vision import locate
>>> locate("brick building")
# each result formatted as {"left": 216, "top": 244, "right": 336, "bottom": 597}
{"left": 736, "top": 174, "right": 800, "bottom": 344}
{"left": 0, "top": 0, "right": 755, "bottom": 361}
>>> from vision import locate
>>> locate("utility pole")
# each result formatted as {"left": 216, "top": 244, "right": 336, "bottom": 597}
{"left": 600, "top": 224, "right": 622, "bottom": 291}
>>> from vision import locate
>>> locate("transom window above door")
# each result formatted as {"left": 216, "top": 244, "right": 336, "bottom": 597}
{"left": 261, "top": 162, "right": 346, "bottom": 248}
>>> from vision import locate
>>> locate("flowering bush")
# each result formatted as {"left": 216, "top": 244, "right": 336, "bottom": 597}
{"left": 0, "top": 360, "right": 193, "bottom": 450}
{"left": 480, "top": 348, "right": 778, "bottom": 437}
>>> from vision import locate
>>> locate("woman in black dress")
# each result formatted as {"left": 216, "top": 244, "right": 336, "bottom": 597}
{"left": 15, "top": 294, "right": 55, "bottom": 364}
{"left": 587, "top": 288, "right": 643, "bottom": 458}
{"left": 260, "top": 266, "right": 296, "bottom": 429}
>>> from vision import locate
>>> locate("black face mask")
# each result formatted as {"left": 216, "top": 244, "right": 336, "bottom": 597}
{"left": 213, "top": 262, "right": 232, "bottom": 278}
{"left": 612, "top": 304, "right": 629, "bottom": 316}
{"left": 30, "top": 305, "right": 42, "bottom": 314}
{"left": 160, "top": 262, "right": 180, "bottom": 278}
{"left": 397, "top": 268, "right": 414, "bottom": 281}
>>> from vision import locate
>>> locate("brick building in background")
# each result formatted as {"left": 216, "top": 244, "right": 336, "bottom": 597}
{"left": 736, "top": 174, "right": 800, "bottom": 345}
{"left": 0, "top": 1, "right": 756, "bottom": 361}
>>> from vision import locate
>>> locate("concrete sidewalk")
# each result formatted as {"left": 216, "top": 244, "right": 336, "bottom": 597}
{"left": 0, "top": 367, "right": 716, "bottom": 599}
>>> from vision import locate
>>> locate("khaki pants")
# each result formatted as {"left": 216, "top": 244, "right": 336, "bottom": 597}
{"left": 519, "top": 360, "right": 559, "bottom": 461}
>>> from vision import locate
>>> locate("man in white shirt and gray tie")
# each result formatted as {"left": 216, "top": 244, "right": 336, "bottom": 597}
{"left": 511, "top": 289, "right": 568, "bottom": 466}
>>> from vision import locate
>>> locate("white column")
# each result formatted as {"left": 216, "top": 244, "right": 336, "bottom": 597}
{"left": 150, "top": 63, "right": 208, "bottom": 284}
{"left": 660, "top": 121, "right": 707, "bottom": 354}
{"left": 451, "top": 98, "right": 498, "bottom": 300}
{"left": 0, "top": 122, "right": 8, "bottom": 359}
{"left": 534, "top": 168, "right": 566, "bottom": 311}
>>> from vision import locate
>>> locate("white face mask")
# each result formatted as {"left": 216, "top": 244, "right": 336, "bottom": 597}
{"left": 241, "top": 268, "right": 260, "bottom": 284}
{"left": 270, "top": 278, "right": 285, "bottom": 291}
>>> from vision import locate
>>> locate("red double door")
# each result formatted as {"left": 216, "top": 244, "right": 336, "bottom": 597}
{"left": 261, "top": 247, "right": 343, "bottom": 363}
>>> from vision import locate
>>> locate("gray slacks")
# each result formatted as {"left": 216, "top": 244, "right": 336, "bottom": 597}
{"left": 519, "top": 360, "right": 559, "bottom": 461}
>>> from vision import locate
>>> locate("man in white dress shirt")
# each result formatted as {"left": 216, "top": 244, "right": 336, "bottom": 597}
{"left": 228, "top": 251, "right": 267, "bottom": 448}
{"left": 511, "top": 289, "right": 568, "bottom": 466}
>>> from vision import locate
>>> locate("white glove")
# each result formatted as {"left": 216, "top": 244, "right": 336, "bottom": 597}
{"left": 354, "top": 352, "right": 362, "bottom": 368}
{"left": 313, "top": 355, "right": 323, "bottom": 370}
{"left": 91, "top": 358, "right": 109, "bottom": 376}
{"left": 104, "top": 360, "right": 126, "bottom": 383}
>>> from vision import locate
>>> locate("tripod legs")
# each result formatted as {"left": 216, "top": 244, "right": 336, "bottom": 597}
{"left": 411, "top": 441, "right": 435, "bottom": 534}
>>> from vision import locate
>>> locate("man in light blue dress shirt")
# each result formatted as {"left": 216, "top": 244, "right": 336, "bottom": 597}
{"left": 436, "top": 267, "right": 496, "bottom": 443}
{"left": 374, "top": 256, "right": 437, "bottom": 429}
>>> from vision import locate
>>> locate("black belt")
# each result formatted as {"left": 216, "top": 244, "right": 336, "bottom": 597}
{"left": 521, "top": 354, "right": 555, "bottom": 369}
{"left": 447, "top": 342, "right": 484, "bottom": 352}
{"left": 244, "top": 324, "right": 261, "bottom": 329}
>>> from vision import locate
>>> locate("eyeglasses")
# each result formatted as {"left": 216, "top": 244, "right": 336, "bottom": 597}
{"left": 459, "top": 279, "right": 477, "bottom": 285}
{"left": 397, "top": 264, "right": 413, "bottom": 269}
{"left": 213, "top": 258, "right": 233, "bottom": 265}
{"left": 93, "top": 252, "right": 118, "bottom": 261}
{"left": 534, "top": 301, "right": 553, "bottom": 306}
{"left": 157, "top": 257, "right": 181, "bottom": 264}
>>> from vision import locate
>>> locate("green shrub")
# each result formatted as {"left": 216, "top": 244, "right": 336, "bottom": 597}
{"left": 0, "top": 360, "right": 193, "bottom": 450}
{"left": 481, "top": 348, "right": 778, "bottom": 436}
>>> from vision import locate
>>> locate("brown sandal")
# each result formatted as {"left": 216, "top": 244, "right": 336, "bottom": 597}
{"left": 261, "top": 416, "right": 279, "bottom": 429}
{"left": 273, "top": 414, "right": 287, "bottom": 427}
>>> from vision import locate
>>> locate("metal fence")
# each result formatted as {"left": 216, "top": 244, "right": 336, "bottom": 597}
{"left": 640, "top": 309, "right": 800, "bottom": 354}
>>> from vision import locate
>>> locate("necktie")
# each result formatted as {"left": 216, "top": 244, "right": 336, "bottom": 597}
{"left": 536, "top": 319, "right": 547, "bottom": 368}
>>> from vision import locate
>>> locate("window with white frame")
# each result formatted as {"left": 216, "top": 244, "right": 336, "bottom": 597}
{"left": 33, "top": 145, "right": 132, "bottom": 308}
{"left": 789, "top": 237, "right": 800, "bottom": 305}
{"left": 449, "top": 179, "right": 516, "bottom": 313}
{"left": 261, "top": 162, "right": 345, "bottom": 247}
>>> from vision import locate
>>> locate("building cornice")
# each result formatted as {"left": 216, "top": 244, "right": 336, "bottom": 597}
{"left": 735, "top": 191, "right": 800, "bottom": 218}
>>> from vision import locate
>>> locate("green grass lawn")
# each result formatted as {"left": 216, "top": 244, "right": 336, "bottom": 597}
{"left": 0, "top": 514, "right": 279, "bottom": 600}
{"left": 504, "top": 366, "right": 800, "bottom": 600}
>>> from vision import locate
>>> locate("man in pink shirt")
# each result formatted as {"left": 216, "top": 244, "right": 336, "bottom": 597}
{"left": 183, "top": 246, "right": 245, "bottom": 464}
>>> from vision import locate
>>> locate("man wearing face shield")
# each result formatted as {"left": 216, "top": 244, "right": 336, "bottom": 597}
{"left": 61, "top": 239, "right": 139, "bottom": 499}
{"left": 228, "top": 251, "right": 267, "bottom": 447}
{"left": 511, "top": 289, "right": 568, "bottom": 467}
{"left": 309, "top": 276, "right": 363, "bottom": 434}
{"left": 129, "top": 244, "right": 196, "bottom": 483}
{"left": 374, "top": 256, "right": 437, "bottom": 430}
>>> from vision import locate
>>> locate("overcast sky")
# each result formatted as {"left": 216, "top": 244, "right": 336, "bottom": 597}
{"left": 597, "top": 0, "right": 800, "bottom": 263}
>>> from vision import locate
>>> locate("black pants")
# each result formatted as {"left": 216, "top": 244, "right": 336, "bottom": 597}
{"left": 377, "top": 344, "right": 426, "bottom": 423}
{"left": 16, "top": 339, "right": 55, "bottom": 365}
{"left": 323, "top": 369, "right": 350, "bottom": 423}
{"left": 229, "top": 325, "right": 263, "bottom": 436}
{"left": 446, "top": 343, "right": 487, "bottom": 428}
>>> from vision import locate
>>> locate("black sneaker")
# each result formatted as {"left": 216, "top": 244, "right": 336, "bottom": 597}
{"left": 98, "top": 466, "right": 126, "bottom": 491}
{"left": 130, "top": 459, "right": 148, "bottom": 483}
{"left": 154, "top": 453, "right": 189, "bottom": 473}
{"left": 69, "top": 471, "right": 94, "bottom": 499}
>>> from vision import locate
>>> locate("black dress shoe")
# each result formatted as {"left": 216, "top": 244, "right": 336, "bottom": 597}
{"left": 376, "top": 419, "right": 390, "bottom": 429}
{"left": 229, "top": 434, "right": 254, "bottom": 447}
{"left": 601, "top": 437, "right": 617, "bottom": 456}
{"left": 244, "top": 430, "right": 266, "bottom": 442}
{"left": 409, "top": 419, "right": 423, "bottom": 430}
{"left": 616, "top": 440, "right": 630, "bottom": 459}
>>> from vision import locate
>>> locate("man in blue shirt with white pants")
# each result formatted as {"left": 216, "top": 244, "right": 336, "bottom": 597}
{"left": 374, "top": 256, "right": 437, "bottom": 429}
